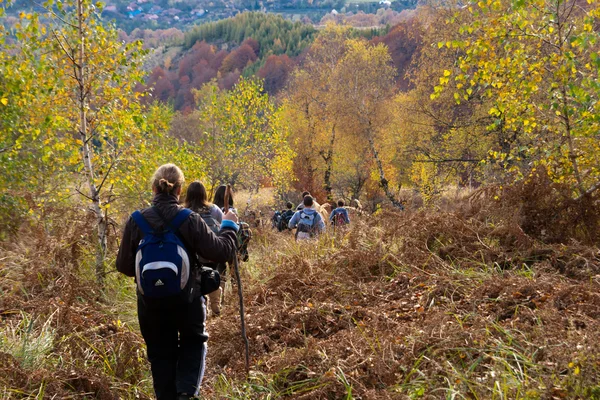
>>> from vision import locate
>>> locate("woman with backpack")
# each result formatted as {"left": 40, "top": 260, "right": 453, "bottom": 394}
{"left": 185, "top": 181, "right": 223, "bottom": 225}
{"left": 214, "top": 185, "right": 252, "bottom": 262}
{"left": 184, "top": 181, "right": 224, "bottom": 316}
{"left": 116, "top": 164, "right": 239, "bottom": 400}
{"left": 213, "top": 184, "right": 235, "bottom": 213}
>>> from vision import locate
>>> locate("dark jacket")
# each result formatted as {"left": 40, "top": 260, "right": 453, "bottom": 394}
{"left": 116, "top": 193, "right": 238, "bottom": 277}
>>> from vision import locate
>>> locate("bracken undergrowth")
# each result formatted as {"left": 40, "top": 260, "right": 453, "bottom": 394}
{"left": 1, "top": 183, "right": 599, "bottom": 399}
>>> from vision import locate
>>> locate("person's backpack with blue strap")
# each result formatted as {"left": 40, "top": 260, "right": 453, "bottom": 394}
{"left": 297, "top": 211, "right": 319, "bottom": 235}
{"left": 131, "top": 208, "right": 193, "bottom": 298}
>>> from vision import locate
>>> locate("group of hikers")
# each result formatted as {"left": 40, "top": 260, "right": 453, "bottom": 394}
{"left": 115, "top": 164, "right": 354, "bottom": 400}
{"left": 272, "top": 191, "right": 351, "bottom": 238}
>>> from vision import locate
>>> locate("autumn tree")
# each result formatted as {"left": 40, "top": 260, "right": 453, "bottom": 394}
{"left": 438, "top": 0, "right": 600, "bottom": 199}
{"left": 390, "top": 6, "right": 493, "bottom": 194}
{"left": 219, "top": 43, "right": 258, "bottom": 74}
{"left": 0, "top": 0, "right": 161, "bottom": 283}
{"left": 332, "top": 39, "right": 402, "bottom": 207}
{"left": 372, "top": 17, "right": 423, "bottom": 90}
{"left": 194, "top": 78, "right": 294, "bottom": 194}
{"left": 285, "top": 25, "right": 349, "bottom": 201}
{"left": 257, "top": 54, "right": 294, "bottom": 94}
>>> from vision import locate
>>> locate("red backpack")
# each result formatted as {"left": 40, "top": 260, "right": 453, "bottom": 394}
{"left": 333, "top": 211, "right": 347, "bottom": 227}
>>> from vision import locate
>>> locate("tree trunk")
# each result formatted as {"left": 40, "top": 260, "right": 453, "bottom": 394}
{"left": 303, "top": 103, "right": 318, "bottom": 191}
{"left": 366, "top": 127, "right": 403, "bottom": 209}
{"left": 562, "top": 86, "right": 585, "bottom": 197}
{"left": 321, "top": 124, "right": 336, "bottom": 202}
{"left": 555, "top": 0, "right": 585, "bottom": 198}
{"left": 77, "top": 0, "right": 106, "bottom": 285}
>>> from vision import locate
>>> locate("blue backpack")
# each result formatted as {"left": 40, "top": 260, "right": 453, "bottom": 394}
{"left": 297, "top": 211, "right": 319, "bottom": 235}
{"left": 131, "top": 208, "right": 193, "bottom": 298}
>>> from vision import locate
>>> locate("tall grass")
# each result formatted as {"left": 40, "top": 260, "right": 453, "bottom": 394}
{"left": 2, "top": 187, "right": 600, "bottom": 399}
{"left": 0, "top": 311, "right": 57, "bottom": 369}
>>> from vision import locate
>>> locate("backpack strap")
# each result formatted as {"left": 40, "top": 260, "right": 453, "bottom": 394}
{"left": 153, "top": 206, "right": 201, "bottom": 269}
{"left": 131, "top": 211, "right": 153, "bottom": 235}
{"left": 170, "top": 208, "right": 193, "bottom": 231}
{"left": 313, "top": 211, "right": 322, "bottom": 227}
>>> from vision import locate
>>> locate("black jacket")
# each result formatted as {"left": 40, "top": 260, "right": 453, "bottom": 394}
{"left": 116, "top": 193, "right": 238, "bottom": 277}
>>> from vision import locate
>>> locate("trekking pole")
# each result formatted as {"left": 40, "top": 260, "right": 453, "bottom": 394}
{"left": 224, "top": 184, "right": 250, "bottom": 374}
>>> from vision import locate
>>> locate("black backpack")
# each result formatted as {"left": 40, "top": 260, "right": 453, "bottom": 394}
{"left": 272, "top": 211, "right": 282, "bottom": 230}
{"left": 198, "top": 207, "right": 220, "bottom": 235}
{"left": 278, "top": 210, "right": 294, "bottom": 231}
{"left": 237, "top": 222, "right": 252, "bottom": 262}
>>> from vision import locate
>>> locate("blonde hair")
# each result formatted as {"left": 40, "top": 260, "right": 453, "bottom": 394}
{"left": 151, "top": 164, "right": 185, "bottom": 194}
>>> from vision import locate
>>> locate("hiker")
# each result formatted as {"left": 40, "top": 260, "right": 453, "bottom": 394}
{"left": 214, "top": 184, "right": 252, "bottom": 260}
{"left": 184, "top": 181, "right": 224, "bottom": 316}
{"left": 116, "top": 164, "right": 239, "bottom": 400}
{"left": 296, "top": 191, "right": 321, "bottom": 211}
{"left": 329, "top": 199, "right": 350, "bottom": 227}
{"left": 289, "top": 195, "right": 326, "bottom": 240}
{"left": 319, "top": 202, "right": 332, "bottom": 221}
{"left": 278, "top": 202, "right": 295, "bottom": 232}
{"left": 213, "top": 184, "right": 235, "bottom": 213}
{"left": 296, "top": 191, "right": 311, "bottom": 210}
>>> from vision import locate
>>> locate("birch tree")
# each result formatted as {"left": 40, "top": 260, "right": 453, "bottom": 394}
{"left": 436, "top": 0, "right": 600, "bottom": 199}
{"left": 1, "top": 0, "right": 150, "bottom": 283}
{"left": 333, "top": 39, "right": 402, "bottom": 207}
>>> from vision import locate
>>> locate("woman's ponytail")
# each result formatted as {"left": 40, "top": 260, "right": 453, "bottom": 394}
{"left": 152, "top": 164, "right": 184, "bottom": 194}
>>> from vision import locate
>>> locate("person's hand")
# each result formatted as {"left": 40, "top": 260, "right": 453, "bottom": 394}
{"left": 223, "top": 209, "right": 239, "bottom": 224}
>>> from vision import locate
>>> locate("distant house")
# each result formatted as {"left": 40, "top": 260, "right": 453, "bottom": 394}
{"left": 331, "top": 9, "right": 338, "bottom": 14}
{"left": 379, "top": 0, "right": 392, "bottom": 5}
{"left": 127, "top": 9, "right": 142, "bottom": 18}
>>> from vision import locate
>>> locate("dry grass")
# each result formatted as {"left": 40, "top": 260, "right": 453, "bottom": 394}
{"left": 1, "top": 182, "right": 599, "bottom": 399}
{"left": 204, "top": 207, "right": 600, "bottom": 399}
{"left": 0, "top": 206, "right": 152, "bottom": 399}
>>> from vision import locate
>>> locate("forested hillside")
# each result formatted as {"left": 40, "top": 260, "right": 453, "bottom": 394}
{"left": 141, "top": 12, "right": 400, "bottom": 111}
{"left": 1, "top": 0, "right": 600, "bottom": 399}
{"left": 141, "top": 13, "right": 318, "bottom": 111}
{"left": 183, "top": 12, "right": 317, "bottom": 52}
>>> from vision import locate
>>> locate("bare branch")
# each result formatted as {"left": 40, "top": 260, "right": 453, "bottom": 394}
{"left": 75, "top": 188, "right": 94, "bottom": 201}
{"left": 95, "top": 156, "right": 119, "bottom": 194}
{"left": 575, "top": 182, "right": 600, "bottom": 201}
{"left": 50, "top": 27, "right": 77, "bottom": 65}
